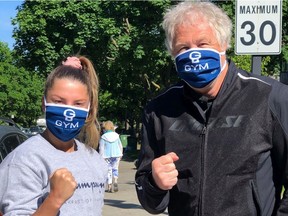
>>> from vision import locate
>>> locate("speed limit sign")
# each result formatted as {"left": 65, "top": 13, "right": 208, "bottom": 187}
{"left": 235, "top": 0, "right": 282, "bottom": 55}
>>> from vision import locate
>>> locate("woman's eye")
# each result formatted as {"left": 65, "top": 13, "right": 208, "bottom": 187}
{"left": 53, "top": 100, "right": 62, "bottom": 104}
{"left": 75, "top": 103, "right": 84, "bottom": 107}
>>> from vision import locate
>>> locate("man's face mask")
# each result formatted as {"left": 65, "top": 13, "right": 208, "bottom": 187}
{"left": 175, "top": 48, "right": 226, "bottom": 88}
{"left": 45, "top": 99, "right": 89, "bottom": 142}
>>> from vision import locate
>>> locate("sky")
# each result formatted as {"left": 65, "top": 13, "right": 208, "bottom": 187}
{"left": 0, "top": 0, "right": 24, "bottom": 49}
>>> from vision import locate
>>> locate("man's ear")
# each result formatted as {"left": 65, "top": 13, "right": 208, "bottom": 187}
{"left": 222, "top": 43, "right": 228, "bottom": 52}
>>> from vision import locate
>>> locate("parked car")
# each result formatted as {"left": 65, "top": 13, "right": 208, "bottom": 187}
{"left": 0, "top": 117, "right": 21, "bottom": 129}
{"left": 29, "top": 126, "right": 44, "bottom": 136}
{"left": 0, "top": 125, "right": 28, "bottom": 163}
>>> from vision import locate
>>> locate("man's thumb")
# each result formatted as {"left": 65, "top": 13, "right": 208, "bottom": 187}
{"left": 167, "top": 152, "right": 179, "bottom": 162}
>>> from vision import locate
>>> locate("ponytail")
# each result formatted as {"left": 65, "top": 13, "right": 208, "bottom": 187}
{"left": 77, "top": 56, "right": 100, "bottom": 149}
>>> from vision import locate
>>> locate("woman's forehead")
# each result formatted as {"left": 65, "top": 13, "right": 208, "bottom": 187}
{"left": 47, "top": 78, "right": 89, "bottom": 99}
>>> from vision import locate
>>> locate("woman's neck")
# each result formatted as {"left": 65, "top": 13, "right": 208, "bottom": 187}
{"left": 41, "top": 130, "right": 76, "bottom": 152}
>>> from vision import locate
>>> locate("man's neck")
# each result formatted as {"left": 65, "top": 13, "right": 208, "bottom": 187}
{"left": 193, "top": 65, "right": 228, "bottom": 99}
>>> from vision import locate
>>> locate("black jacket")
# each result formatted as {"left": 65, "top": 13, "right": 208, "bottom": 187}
{"left": 135, "top": 61, "right": 288, "bottom": 216}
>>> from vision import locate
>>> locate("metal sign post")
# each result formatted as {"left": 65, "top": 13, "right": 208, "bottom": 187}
{"left": 251, "top": 56, "right": 262, "bottom": 75}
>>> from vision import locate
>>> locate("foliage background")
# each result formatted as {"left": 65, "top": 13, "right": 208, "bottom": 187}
{"left": 1, "top": 0, "right": 287, "bottom": 140}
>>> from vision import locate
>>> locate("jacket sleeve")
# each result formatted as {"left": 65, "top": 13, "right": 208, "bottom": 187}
{"left": 267, "top": 81, "right": 288, "bottom": 215}
{"left": 135, "top": 108, "right": 169, "bottom": 214}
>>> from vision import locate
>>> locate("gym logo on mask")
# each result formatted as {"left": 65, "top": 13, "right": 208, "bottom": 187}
{"left": 185, "top": 51, "right": 209, "bottom": 72}
{"left": 55, "top": 109, "right": 79, "bottom": 129}
{"left": 64, "top": 109, "right": 76, "bottom": 121}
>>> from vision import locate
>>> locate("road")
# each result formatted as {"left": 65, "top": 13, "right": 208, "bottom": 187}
{"left": 102, "top": 158, "right": 168, "bottom": 216}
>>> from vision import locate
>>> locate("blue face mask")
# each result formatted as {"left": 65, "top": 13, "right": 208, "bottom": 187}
{"left": 175, "top": 48, "right": 226, "bottom": 88}
{"left": 45, "top": 100, "right": 89, "bottom": 142}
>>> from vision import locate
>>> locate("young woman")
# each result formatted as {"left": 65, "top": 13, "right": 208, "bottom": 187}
{"left": 0, "top": 56, "right": 108, "bottom": 216}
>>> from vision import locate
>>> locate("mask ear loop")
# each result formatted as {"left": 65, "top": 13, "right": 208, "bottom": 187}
{"left": 221, "top": 60, "right": 227, "bottom": 72}
{"left": 86, "top": 103, "right": 91, "bottom": 118}
{"left": 219, "top": 51, "right": 227, "bottom": 72}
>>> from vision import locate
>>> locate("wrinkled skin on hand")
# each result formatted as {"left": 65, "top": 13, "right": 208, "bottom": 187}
{"left": 151, "top": 152, "right": 179, "bottom": 190}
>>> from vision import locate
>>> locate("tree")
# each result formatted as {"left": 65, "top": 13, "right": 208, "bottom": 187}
{"left": 0, "top": 42, "right": 44, "bottom": 127}
{"left": 11, "top": 0, "right": 288, "bottom": 138}
{"left": 12, "top": 0, "right": 177, "bottom": 134}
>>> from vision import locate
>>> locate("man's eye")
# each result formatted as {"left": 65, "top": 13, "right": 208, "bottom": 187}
{"left": 198, "top": 43, "right": 209, "bottom": 47}
{"left": 176, "top": 47, "right": 189, "bottom": 55}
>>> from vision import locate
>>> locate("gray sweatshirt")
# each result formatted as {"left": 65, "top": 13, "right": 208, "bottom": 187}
{"left": 0, "top": 134, "right": 108, "bottom": 216}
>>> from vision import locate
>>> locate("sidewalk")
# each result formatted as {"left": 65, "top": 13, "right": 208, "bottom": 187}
{"left": 102, "top": 159, "right": 168, "bottom": 216}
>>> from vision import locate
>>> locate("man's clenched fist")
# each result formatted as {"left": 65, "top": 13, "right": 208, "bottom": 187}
{"left": 151, "top": 152, "right": 179, "bottom": 190}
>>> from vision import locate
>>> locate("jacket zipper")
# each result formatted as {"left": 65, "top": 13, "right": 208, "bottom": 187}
{"left": 198, "top": 125, "right": 207, "bottom": 216}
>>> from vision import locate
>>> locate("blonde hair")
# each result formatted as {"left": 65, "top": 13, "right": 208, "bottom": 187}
{"left": 44, "top": 55, "right": 100, "bottom": 149}
{"left": 102, "top": 121, "right": 115, "bottom": 131}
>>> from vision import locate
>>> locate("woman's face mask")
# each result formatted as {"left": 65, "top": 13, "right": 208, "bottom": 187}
{"left": 175, "top": 48, "right": 226, "bottom": 88}
{"left": 44, "top": 99, "right": 89, "bottom": 142}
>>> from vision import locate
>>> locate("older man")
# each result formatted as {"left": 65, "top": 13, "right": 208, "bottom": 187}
{"left": 135, "top": 1, "right": 288, "bottom": 216}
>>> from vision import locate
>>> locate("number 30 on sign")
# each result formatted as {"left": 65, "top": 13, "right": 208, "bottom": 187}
{"left": 235, "top": 0, "right": 282, "bottom": 55}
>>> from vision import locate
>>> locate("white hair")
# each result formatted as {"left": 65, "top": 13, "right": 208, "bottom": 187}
{"left": 162, "top": 1, "right": 232, "bottom": 55}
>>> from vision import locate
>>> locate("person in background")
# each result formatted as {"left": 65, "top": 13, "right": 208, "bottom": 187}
{"left": 135, "top": 1, "right": 288, "bottom": 216}
{"left": 99, "top": 120, "right": 123, "bottom": 193}
{"left": 0, "top": 56, "right": 108, "bottom": 215}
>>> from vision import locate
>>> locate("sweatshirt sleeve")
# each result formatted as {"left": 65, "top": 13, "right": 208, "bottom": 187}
{"left": 135, "top": 109, "right": 169, "bottom": 214}
{"left": 0, "top": 159, "right": 45, "bottom": 215}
